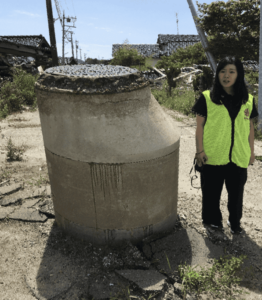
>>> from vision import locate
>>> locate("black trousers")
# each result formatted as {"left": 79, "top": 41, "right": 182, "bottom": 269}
{"left": 200, "top": 162, "right": 247, "bottom": 229}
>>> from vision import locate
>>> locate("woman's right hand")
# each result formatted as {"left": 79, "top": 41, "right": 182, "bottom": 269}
{"left": 196, "top": 151, "right": 208, "bottom": 167}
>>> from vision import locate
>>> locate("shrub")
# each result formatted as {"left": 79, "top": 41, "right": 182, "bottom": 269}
{"left": 155, "top": 37, "right": 212, "bottom": 70}
{"left": 164, "top": 62, "right": 184, "bottom": 97}
{"left": 110, "top": 40, "right": 146, "bottom": 67}
{"left": 0, "top": 67, "right": 39, "bottom": 120}
{"left": 192, "top": 66, "right": 214, "bottom": 101}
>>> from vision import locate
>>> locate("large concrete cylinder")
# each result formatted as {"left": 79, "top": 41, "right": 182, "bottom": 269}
{"left": 34, "top": 65, "right": 180, "bottom": 246}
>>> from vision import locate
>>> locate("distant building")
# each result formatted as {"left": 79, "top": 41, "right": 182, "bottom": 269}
{"left": 58, "top": 56, "right": 85, "bottom": 65}
{"left": 112, "top": 34, "right": 201, "bottom": 67}
{"left": 0, "top": 35, "right": 52, "bottom": 65}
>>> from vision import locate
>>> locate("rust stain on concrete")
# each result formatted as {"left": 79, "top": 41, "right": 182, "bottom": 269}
{"left": 89, "top": 163, "right": 123, "bottom": 229}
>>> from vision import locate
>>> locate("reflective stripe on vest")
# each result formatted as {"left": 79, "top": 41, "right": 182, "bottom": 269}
{"left": 202, "top": 90, "right": 253, "bottom": 168}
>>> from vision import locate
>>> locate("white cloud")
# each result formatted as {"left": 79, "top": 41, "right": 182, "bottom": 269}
{"left": 79, "top": 21, "right": 94, "bottom": 26}
{"left": 14, "top": 10, "right": 41, "bottom": 17}
{"left": 94, "top": 27, "right": 112, "bottom": 32}
{"left": 119, "top": 31, "right": 124, "bottom": 33}
{"left": 82, "top": 44, "right": 111, "bottom": 48}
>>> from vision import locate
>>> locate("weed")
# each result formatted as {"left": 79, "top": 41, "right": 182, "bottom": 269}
{"left": 164, "top": 248, "right": 255, "bottom": 300}
{"left": 0, "top": 67, "right": 39, "bottom": 121}
{"left": 5, "top": 136, "right": 27, "bottom": 162}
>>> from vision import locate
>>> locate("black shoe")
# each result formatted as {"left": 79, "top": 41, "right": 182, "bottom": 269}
{"left": 227, "top": 220, "right": 243, "bottom": 234}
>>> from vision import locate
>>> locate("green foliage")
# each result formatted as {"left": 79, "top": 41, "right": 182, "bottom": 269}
{"left": 152, "top": 78, "right": 196, "bottom": 118}
{"left": 110, "top": 39, "right": 146, "bottom": 67}
{"left": 85, "top": 57, "right": 112, "bottom": 65}
{"left": 163, "top": 249, "right": 255, "bottom": 300}
{"left": 12, "top": 67, "right": 39, "bottom": 106}
{"left": 193, "top": 66, "right": 214, "bottom": 101}
{"left": 155, "top": 37, "right": 211, "bottom": 71}
{"left": 195, "top": 0, "right": 260, "bottom": 62}
{"left": 85, "top": 57, "right": 100, "bottom": 64}
{"left": 164, "top": 62, "right": 183, "bottom": 97}
{"left": 0, "top": 67, "right": 39, "bottom": 120}
{"left": 0, "top": 81, "right": 23, "bottom": 118}
{"left": 129, "top": 64, "right": 152, "bottom": 72}
{"left": 5, "top": 136, "right": 26, "bottom": 162}
{"left": 245, "top": 69, "right": 259, "bottom": 85}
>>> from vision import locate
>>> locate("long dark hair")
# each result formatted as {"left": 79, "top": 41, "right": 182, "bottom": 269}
{"left": 210, "top": 56, "right": 249, "bottom": 106}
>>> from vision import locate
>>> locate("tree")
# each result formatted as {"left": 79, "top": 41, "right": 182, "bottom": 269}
{"left": 194, "top": 0, "right": 260, "bottom": 62}
{"left": 187, "top": 0, "right": 217, "bottom": 76}
{"left": 110, "top": 38, "right": 146, "bottom": 67}
{"left": 165, "top": 62, "right": 183, "bottom": 97}
{"left": 155, "top": 37, "right": 212, "bottom": 71}
{"left": 193, "top": 66, "right": 214, "bottom": 102}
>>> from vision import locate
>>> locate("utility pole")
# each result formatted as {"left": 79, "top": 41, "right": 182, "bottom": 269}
{"left": 80, "top": 48, "right": 82, "bottom": 60}
{"left": 186, "top": 0, "right": 217, "bottom": 74}
{"left": 53, "top": 0, "right": 77, "bottom": 64}
{"left": 176, "top": 12, "right": 179, "bottom": 35}
{"left": 62, "top": 10, "right": 65, "bottom": 65}
{"left": 61, "top": 9, "right": 76, "bottom": 65}
{"left": 70, "top": 31, "right": 74, "bottom": 58}
{"left": 75, "top": 40, "right": 79, "bottom": 60}
{"left": 46, "top": 0, "right": 59, "bottom": 66}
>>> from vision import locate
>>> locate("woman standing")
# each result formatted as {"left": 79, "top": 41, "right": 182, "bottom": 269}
{"left": 191, "top": 56, "right": 259, "bottom": 234}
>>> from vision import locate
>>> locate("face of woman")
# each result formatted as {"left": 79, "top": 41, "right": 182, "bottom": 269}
{"left": 218, "top": 64, "right": 238, "bottom": 95}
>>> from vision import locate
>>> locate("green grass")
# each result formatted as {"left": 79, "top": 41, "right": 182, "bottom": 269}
{"left": 165, "top": 248, "right": 255, "bottom": 300}
{"left": 93, "top": 247, "right": 255, "bottom": 300}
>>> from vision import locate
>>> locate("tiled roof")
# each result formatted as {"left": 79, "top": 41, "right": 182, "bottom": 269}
{"left": 112, "top": 35, "right": 202, "bottom": 58}
{"left": 112, "top": 44, "right": 162, "bottom": 59}
{"left": 157, "top": 34, "right": 201, "bottom": 44}
{"left": 0, "top": 35, "right": 51, "bottom": 50}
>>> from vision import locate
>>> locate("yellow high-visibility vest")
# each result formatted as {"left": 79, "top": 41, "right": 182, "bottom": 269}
{"left": 202, "top": 90, "right": 253, "bottom": 168}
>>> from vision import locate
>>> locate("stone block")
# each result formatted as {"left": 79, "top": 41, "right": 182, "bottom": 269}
{"left": 21, "top": 198, "right": 43, "bottom": 208}
{"left": 115, "top": 269, "right": 166, "bottom": 291}
{"left": 142, "top": 228, "right": 224, "bottom": 276}
{"left": 8, "top": 207, "right": 48, "bottom": 222}
{"left": 0, "top": 183, "right": 23, "bottom": 196}
{"left": 0, "top": 206, "right": 16, "bottom": 220}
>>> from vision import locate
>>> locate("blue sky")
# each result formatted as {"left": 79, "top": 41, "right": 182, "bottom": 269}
{"left": 1, "top": 0, "right": 235, "bottom": 60}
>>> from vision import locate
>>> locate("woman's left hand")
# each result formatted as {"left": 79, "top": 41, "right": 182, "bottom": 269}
{"left": 249, "top": 153, "right": 255, "bottom": 166}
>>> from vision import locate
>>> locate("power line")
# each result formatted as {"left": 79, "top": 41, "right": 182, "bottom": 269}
{"left": 71, "top": 0, "right": 76, "bottom": 16}
{"left": 63, "top": 0, "right": 69, "bottom": 14}
{"left": 176, "top": 12, "right": 179, "bottom": 35}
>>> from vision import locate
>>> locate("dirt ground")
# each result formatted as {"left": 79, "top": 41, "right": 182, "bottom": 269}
{"left": 0, "top": 102, "right": 262, "bottom": 300}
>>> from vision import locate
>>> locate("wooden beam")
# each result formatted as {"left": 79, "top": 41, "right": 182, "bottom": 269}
{"left": 0, "top": 41, "right": 52, "bottom": 58}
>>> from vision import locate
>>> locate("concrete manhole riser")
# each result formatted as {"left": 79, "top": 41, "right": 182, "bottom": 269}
{"left": 35, "top": 66, "right": 180, "bottom": 246}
